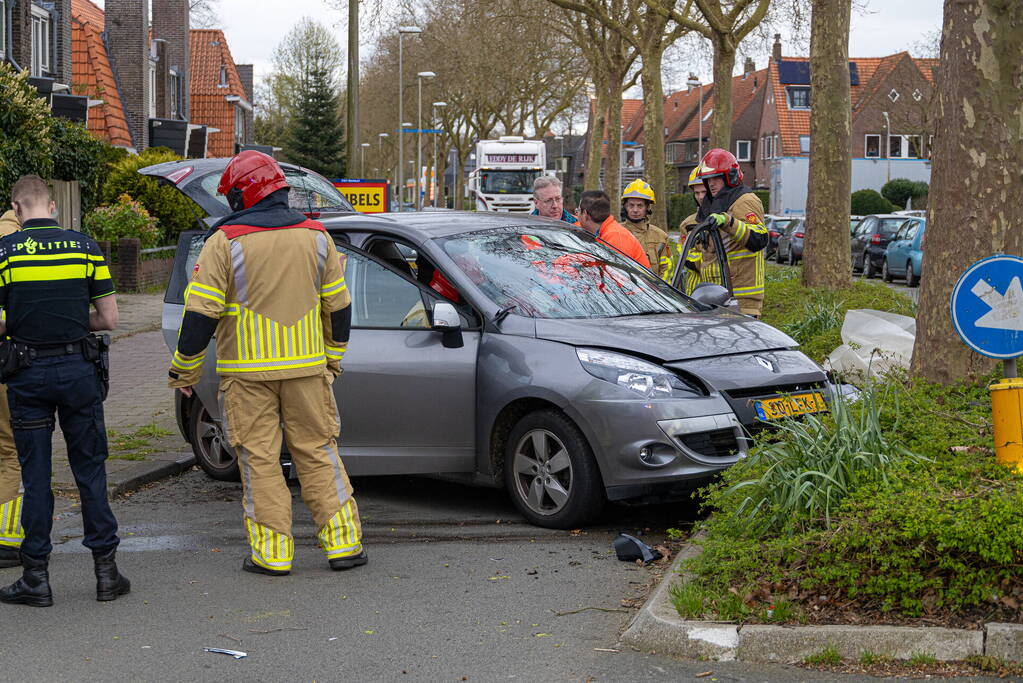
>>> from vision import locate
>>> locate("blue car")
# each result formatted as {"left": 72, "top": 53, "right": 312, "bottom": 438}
{"left": 882, "top": 217, "right": 925, "bottom": 287}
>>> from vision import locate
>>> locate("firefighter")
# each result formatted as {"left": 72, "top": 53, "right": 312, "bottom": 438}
{"left": 620, "top": 180, "right": 672, "bottom": 280}
{"left": 687, "top": 149, "right": 768, "bottom": 317}
{"left": 168, "top": 151, "right": 365, "bottom": 576}
{"left": 0, "top": 208, "right": 22, "bottom": 568}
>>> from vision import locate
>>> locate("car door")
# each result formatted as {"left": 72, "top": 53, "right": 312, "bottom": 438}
{"left": 852, "top": 217, "right": 875, "bottom": 268}
{"left": 332, "top": 241, "right": 480, "bottom": 476}
{"left": 886, "top": 223, "right": 909, "bottom": 275}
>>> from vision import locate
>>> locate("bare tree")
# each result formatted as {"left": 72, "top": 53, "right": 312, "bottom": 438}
{"left": 801, "top": 0, "right": 851, "bottom": 290}
{"left": 188, "top": 0, "right": 219, "bottom": 28}
{"left": 909, "top": 0, "right": 1023, "bottom": 384}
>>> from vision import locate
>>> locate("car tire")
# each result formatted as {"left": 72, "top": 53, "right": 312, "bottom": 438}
{"left": 907, "top": 261, "right": 920, "bottom": 287}
{"left": 882, "top": 259, "right": 893, "bottom": 282}
{"left": 863, "top": 253, "right": 877, "bottom": 279}
{"left": 188, "top": 398, "right": 240, "bottom": 482}
{"left": 788, "top": 249, "right": 797, "bottom": 267}
{"left": 775, "top": 246, "right": 784, "bottom": 264}
{"left": 504, "top": 410, "right": 605, "bottom": 529}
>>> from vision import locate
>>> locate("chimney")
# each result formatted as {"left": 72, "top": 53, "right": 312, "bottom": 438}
{"left": 53, "top": 0, "right": 72, "bottom": 86}
{"left": 236, "top": 64, "right": 254, "bottom": 103}
{"left": 744, "top": 57, "right": 755, "bottom": 76}
{"left": 106, "top": 0, "right": 152, "bottom": 149}
{"left": 9, "top": 0, "right": 31, "bottom": 71}
{"left": 772, "top": 34, "right": 782, "bottom": 62}
{"left": 152, "top": 0, "right": 190, "bottom": 120}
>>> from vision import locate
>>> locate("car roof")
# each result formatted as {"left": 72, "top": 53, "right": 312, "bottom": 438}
{"left": 323, "top": 210, "right": 576, "bottom": 240}
{"left": 140, "top": 157, "right": 308, "bottom": 176}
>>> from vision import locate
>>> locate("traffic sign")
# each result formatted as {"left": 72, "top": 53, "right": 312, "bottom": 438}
{"left": 332, "top": 178, "right": 390, "bottom": 214}
{"left": 951, "top": 254, "right": 1023, "bottom": 358}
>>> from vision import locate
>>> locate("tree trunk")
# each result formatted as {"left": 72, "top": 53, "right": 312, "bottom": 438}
{"left": 585, "top": 88, "right": 608, "bottom": 191}
{"left": 909, "top": 0, "right": 1023, "bottom": 383}
{"left": 708, "top": 34, "right": 736, "bottom": 152}
{"left": 605, "top": 82, "right": 623, "bottom": 207}
{"left": 640, "top": 48, "right": 668, "bottom": 230}
{"left": 802, "top": 0, "right": 852, "bottom": 290}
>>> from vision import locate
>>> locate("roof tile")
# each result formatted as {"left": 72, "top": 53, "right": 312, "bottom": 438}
{"left": 189, "top": 29, "right": 249, "bottom": 157}
{"left": 70, "top": 0, "right": 132, "bottom": 148}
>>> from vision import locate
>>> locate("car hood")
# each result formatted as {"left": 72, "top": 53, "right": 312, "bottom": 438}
{"left": 533, "top": 311, "right": 797, "bottom": 362}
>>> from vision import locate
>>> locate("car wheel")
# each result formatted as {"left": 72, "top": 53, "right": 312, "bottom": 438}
{"left": 504, "top": 410, "right": 604, "bottom": 529}
{"left": 863, "top": 253, "right": 877, "bottom": 278}
{"left": 788, "top": 249, "right": 797, "bottom": 267}
{"left": 907, "top": 261, "right": 920, "bottom": 287}
{"left": 189, "top": 399, "right": 240, "bottom": 482}
{"left": 882, "top": 259, "right": 893, "bottom": 282}
{"left": 775, "top": 246, "right": 784, "bottom": 264}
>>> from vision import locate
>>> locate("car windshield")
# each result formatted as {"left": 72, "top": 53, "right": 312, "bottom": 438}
{"left": 773, "top": 219, "right": 794, "bottom": 232}
{"left": 439, "top": 226, "right": 697, "bottom": 319}
{"left": 197, "top": 168, "right": 354, "bottom": 214}
{"left": 850, "top": 219, "right": 861, "bottom": 231}
{"left": 877, "top": 218, "right": 905, "bottom": 237}
{"left": 479, "top": 171, "right": 540, "bottom": 194}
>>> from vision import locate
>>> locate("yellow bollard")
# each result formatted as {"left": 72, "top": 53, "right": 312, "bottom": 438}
{"left": 990, "top": 377, "right": 1023, "bottom": 473}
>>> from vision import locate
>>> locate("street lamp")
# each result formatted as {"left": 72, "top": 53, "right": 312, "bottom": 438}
{"left": 401, "top": 122, "right": 412, "bottom": 206}
{"left": 360, "top": 142, "right": 370, "bottom": 178}
{"left": 553, "top": 135, "right": 564, "bottom": 178}
{"left": 378, "top": 133, "right": 389, "bottom": 185}
{"left": 686, "top": 75, "right": 704, "bottom": 163}
{"left": 416, "top": 71, "right": 436, "bottom": 211}
{"left": 432, "top": 101, "right": 447, "bottom": 208}
{"left": 396, "top": 25, "right": 421, "bottom": 212}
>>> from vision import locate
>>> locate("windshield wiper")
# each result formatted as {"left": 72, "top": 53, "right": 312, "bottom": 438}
{"left": 493, "top": 304, "right": 518, "bottom": 324}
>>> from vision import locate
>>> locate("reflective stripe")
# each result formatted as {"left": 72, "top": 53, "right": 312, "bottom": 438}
{"left": 321, "top": 278, "right": 347, "bottom": 296}
{"left": 216, "top": 354, "right": 327, "bottom": 373}
{"left": 317, "top": 501, "right": 361, "bottom": 559}
{"left": 188, "top": 281, "right": 226, "bottom": 305}
{"left": 171, "top": 349, "right": 205, "bottom": 370}
{"left": 325, "top": 344, "right": 345, "bottom": 361}
{"left": 727, "top": 250, "right": 759, "bottom": 261}
{"left": 230, "top": 240, "right": 249, "bottom": 305}
{"left": 315, "top": 232, "right": 328, "bottom": 282}
{"left": 6, "top": 264, "right": 88, "bottom": 282}
{"left": 245, "top": 517, "right": 294, "bottom": 570}
{"left": 0, "top": 495, "right": 24, "bottom": 547}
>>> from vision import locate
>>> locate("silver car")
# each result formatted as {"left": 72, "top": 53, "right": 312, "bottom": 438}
{"left": 147, "top": 159, "right": 829, "bottom": 529}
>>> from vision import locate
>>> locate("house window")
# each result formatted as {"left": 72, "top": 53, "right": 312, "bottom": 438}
{"left": 865, "top": 134, "right": 881, "bottom": 158}
{"left": 234, "top": 104, "right": 245, "bottom": 147}
{"left": 148, "top": 63, "right": 157, "bottom": 118}
{"left": 888, "top": 88, "right": 900, "bottom": 102}
{"left": 30, "top": 5, "right": 51, "bottom": 77}
{"left": 889, "top": 134, "right": 922, "bottom": 159}
{"left": 735, "top": 140, "right": 751, "bottom": 162}
{"left": 912, "top": 88, "right": 923, "bottom": 102}
{"left": 774, "top": 134, "right": 780, "bottom": 157}
{"left": 219, "top": 66, "right": 228, "bottom": 87}
{"left": 799, "top": 135, "right": 810, "bottom": 154}
{"left": 0, "top": 1, "right": 6, "bottom": 58}
{"left": 786, "top": 86, "right": 810, "bottom": 109}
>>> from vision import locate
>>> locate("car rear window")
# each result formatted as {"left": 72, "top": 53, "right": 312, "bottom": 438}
{"left": 195, "top": 168, "right": 354, "bottom": 216}
{"left": 877, "top": 218, "right": 905, "bottom": 237}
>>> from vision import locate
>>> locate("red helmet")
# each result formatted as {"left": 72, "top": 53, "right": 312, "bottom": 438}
{"left": 218, "top": 150, "right": 289, "bottom": 211}
{"left": 696, "top": 148, "right": 743, "bottom": 188}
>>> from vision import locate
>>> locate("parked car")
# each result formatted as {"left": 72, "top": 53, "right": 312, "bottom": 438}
{"left": 883, "top": 217, "right": 925, "bottom": 287}
{"left": 765, "top": 215, "right": 796, "bottom": 259}
{"left": 851, "top": 214, "right": 908, "bottom": 278}
{"left": 775, "top": 218, "right": 806, "bottom": 265}
{"left": 893, "top": 209, "right": 926, "bottom": 218}
{"left": 144, "top": 158, "right": 830, "bottom": 529}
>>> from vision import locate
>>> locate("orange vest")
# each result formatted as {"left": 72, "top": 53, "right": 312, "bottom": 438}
{"left": 597, "top": 216, "right": 651, "bottom": 269}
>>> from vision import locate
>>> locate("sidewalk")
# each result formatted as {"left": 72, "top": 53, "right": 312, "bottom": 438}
{"left": 51, "top": 292, "right": 194, "bottom": 497}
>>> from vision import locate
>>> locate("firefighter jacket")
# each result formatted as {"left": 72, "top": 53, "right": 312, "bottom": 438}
{"left": 683, "top": 190, "right": 768, "bottom": 316}
{"left": 0, "top": 211, "right": 19, "bottom": 237}
{"left": 596, "top": 216, "right": 650, "bottom": 269}
{"left": 168, "top": 193, "right": 351, "bottom": 386}
{"left": 623, "top": 217, "right": 672, "bottom": 280}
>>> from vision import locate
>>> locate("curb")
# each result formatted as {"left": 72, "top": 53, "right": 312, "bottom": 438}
{"left": 622, "top": 541, "right": 1023, "bottom": 664}
{"left": 109, "top": 452, "right": 196, "bottom": 498}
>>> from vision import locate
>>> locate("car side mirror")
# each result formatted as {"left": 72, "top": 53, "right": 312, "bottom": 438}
{"left": 432, "top": 301, "right": 464, "bottom": 349}
{"left": 690, "top": 283, "right": 732, "bottom": 308}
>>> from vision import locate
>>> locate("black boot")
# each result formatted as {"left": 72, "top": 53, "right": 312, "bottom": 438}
{"left": 0, "top": 553, "right": 53, "bottom": 607}
{"left": 0, "top": 546, "right": 20, "bottom": 569}
{"left": 329, "top": 550, "right": 368, "bottom": 571}
{"left": 242, "top": 556, "right": 289, "bottom": 576}
{"left": 94, "top": 548, "right": 130, "bottom": 602}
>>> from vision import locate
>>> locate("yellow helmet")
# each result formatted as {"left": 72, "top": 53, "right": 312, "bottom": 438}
{"left": 621, "top": 179, "right": 655, "bottom": 204}
{"left": 687, "top": 167, "right": 702, "bottom": 187}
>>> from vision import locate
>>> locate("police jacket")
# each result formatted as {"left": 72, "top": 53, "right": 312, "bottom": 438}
{"left": 169, "top": 191, "right": 351, "bottom": 385}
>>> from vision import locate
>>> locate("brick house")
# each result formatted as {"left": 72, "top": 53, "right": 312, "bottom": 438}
{"left": 580, "top": 98, "right": 643, "bottom": 190}
{"left": 68, "top": 0, "right": 193, "bottom": 153}
{"left": 2, "top": 0, "right": 79, "bottom": 112}
{"left": 189, "top": 29, "right": 254, "bottom": 158}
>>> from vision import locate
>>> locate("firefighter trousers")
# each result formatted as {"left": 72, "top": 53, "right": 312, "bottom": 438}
{"left": 219, "top": 371, "right": 362, "bottom": 572}
{"left": 0, "top": 387, "right": 24, "bottom": 549}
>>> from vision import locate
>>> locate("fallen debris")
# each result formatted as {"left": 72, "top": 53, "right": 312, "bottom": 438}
{"left": 613, "top": 533, "right": 663, "bottom": 564}
{"left": 203, "top": 647, "right": 247, "bottom": 659}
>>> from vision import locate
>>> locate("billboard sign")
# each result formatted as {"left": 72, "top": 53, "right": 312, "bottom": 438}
{"left": 332, "top": 179, "right": 390, "bottom": 214}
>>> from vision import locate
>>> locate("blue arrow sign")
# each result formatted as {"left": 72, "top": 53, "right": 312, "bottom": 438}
{"left": 951, "top": 254, "right": 1023, "bottom": 359}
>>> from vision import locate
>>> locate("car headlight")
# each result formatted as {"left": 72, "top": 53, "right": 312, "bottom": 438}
{"left": 576, "top": 348, "right": 702, "bottom": 399}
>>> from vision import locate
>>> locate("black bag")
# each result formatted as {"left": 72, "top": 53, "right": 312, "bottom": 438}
{"left": 0, "top": 339, "right": 33, "bottom": 383}
{"left": 82, "top": 334, "right": 111, "bottom": 400}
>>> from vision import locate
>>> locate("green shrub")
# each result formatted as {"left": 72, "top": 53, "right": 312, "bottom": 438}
{"left": 0, "top": 63, "right": 53, "bottom": 202}
{"left": 850, "top": 188, "right": 894, "bottom": 215}
{"left": 760, "top": 264, "right": 915, "bottom": 362}
{"left": 881, "top": 178, "right": 928, "bottom": 210}
{"left": 49, "top": 117, "right": 118, "bottom": 214}
{"left": 84, "top": 194, "right": 160, "bottom": 248}
{"left": 667, "top": 192, "right": 697, "bottom": 231}
{"left": 753, "top": 189, "right": 769, "bottom": 213}
{"left": 102, "top": 147, "right": 205, "bottom": 243}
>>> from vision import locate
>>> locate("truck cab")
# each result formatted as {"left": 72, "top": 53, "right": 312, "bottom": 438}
{"left": 466, "top": 136, "right": 545, "bottom": 213}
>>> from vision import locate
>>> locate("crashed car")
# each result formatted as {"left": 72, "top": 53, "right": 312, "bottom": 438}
{"left": 146, "top": 158, "right": 829, "bottom": 529}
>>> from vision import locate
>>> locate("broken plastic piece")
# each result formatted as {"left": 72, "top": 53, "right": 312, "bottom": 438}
{"left": 612, "top": 533, "right": 662, "bottom": 563}
{"left": 203, "top": 647, "right": 247, "bottom": 659}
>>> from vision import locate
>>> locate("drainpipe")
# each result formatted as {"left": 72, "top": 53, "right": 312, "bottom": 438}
{"left": 6, "top": 0, "right": 23, "bottom": 71}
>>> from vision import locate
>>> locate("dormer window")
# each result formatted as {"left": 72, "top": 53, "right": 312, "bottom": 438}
{"left": 786, "top": 86, "right": 810, "bottom": 109}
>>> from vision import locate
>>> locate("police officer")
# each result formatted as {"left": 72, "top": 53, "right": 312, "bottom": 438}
{"left": 168, "top": 151, "right": 364, "bottom": 576}
{"left": 0, "top": 208, "right": 22, "bottom": 568}
{"left": 689, "top": 149, "right": 769, "bottom": 317}
{"left": 620, "top": 180, "right": 672, "bottom": 280}
{"left": 0, "top": 175, "right": 128, "bottom": 607}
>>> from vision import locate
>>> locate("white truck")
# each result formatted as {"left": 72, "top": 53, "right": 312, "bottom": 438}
{"left": 466, "top": 136, "right": 546, "bottom": 212}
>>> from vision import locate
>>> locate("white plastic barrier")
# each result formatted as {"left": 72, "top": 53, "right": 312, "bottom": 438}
{"left": 826, "top": 309, "right": 916, "bottom": 380}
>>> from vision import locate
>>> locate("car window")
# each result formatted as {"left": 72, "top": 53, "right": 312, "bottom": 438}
{"left": 850, "top": 219, "right": 861, "bottom": 234}
{"left": 284, "top": 170, "right": 353, "bottom": 213}
{"left": 856, "top": 218, "right": 874, "bottom": 236}
{"left": 877, "top": 218, "right": 905, "bottom": 238}
{"left": 165, "top": 231, "right": 205, "bottom": 305}
{"left": 335, "top": 244, "right": 429, "bottom": 329}
{"left": 905, "top": 221, "right": 920, "bottom": 241}
{"left": 439, "top": 226, "right": 698, "bottom": 320}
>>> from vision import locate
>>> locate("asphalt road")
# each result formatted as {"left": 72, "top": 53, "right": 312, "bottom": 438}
{"left": 2, "top": 469, "right": 881, "bottom": 682}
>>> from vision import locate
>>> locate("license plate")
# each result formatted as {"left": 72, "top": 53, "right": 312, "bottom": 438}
{"left": 754, "top": 392, "right": 828, "bottom": 421}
